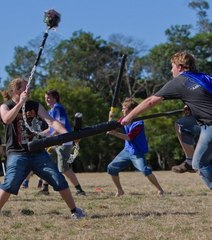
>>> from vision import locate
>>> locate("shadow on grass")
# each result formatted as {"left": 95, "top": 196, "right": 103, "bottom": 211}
{"left": 130, "top": 192, "right": 145, "bottom": 196}
{"left": 1, "top": 209, "right": 197, "bottom": 220}
{"left": 0, "top": 210, "right": 12, "bottom": 217}
{"left": 90, "top": 210, "right": 197, "bottom": 219}
{"left": 164, "top": 191, "right": 208, "bottom": 197}
{"left": 10, "top": 197, "right": 58, "bottom": 202}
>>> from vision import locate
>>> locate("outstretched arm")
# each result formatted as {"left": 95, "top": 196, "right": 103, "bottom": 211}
{"left": 107, "top": 130, "right": 130, "bottom": 141}
{"left": 121, "top": 95, "right": 164, "bottom": 125}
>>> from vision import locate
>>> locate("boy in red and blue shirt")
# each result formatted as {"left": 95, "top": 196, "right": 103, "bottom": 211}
{"left": 107, "top": 98, "right": 164, "bottom": 197}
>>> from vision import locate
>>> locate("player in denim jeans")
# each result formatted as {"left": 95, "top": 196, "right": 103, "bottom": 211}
{"left": 107, "top": 98, "right": 164, "bottom": 197}
{"left": 0, "top": 78, "right": 85, "bottom": 218}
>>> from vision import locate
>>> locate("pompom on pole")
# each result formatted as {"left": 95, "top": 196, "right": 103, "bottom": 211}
{"left": 44, "top": 9, "right": 61, "bottom": 29}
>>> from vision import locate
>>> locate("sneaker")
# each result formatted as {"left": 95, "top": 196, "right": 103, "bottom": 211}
{"left": 172, "top": 161, "right": 195, "bottom": 173}
{"left": 76, "top": 190, "right": 86, "bottom": 196}
{"left": 71, "top": 208, "right": 85, "bottom": 219}
{"left": 22, "top": 179, "right": 29, "bottom": 189}
{"left": 37, "top": 179, "right": 43, "bottom": 188}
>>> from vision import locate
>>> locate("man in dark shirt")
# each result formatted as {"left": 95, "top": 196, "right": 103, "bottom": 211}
{"left": 121, "top": 51, "right": 212, "bottom": 190}
{"left": 0, "top": 78, "right": 85, "bottom": 218}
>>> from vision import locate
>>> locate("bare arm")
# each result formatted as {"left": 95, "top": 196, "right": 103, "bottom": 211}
{"left": 0, "top": 91, "right": 29, "bottom": 124}
{"left": 38, "top": 104, "right": 67, "bottom": 134}
{"left": 39, "top": 127, "right": 51, "bottom": 137}
{"left": 121, "top": 95, "right": 164, "bottom": 125}
{"left": 107, "top": 130, "right": 130, "bottom": 141}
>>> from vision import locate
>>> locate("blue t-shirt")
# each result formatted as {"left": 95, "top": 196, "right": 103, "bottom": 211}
{"left": 49, "top": 103, "right": 72, "bottom": 135}
{"left": 124, "top": 120, "right": 148, "bottom": 155}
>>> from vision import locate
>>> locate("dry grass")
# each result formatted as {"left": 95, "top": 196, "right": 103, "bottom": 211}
{"left": 0, "top": 171, "right": 211, "bottom": 240}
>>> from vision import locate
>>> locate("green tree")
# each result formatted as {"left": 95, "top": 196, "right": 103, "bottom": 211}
{"left": 48, "top": 31, "right": 120, "bottom": 102}
{"left": 188, "top": 0, "right": 212, "bottom": 33}
{"left": 190, "top": 32, "right": 212, "bottom": 73}
{"left": 165, "top": 25, "right": 192, "bottom": 46}
{"left": 48, "top": 31, "right": 147, "bottom": 104}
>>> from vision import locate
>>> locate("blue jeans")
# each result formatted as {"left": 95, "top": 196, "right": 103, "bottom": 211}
{"left": 192, "top": 125, "right": 212, "bottom": 189}
{"left": 107, "top": 149, "right": 152, "bottom": 176}
{"left": 176, "top": 115, "right": 200, "bottom": 145}
{"left": 0, "top": 151, "right": 69, "bottom": 195}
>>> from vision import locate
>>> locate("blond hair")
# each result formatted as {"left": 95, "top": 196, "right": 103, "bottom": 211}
{"left": 171, "top": 52, "right": 197, "bottom": 72}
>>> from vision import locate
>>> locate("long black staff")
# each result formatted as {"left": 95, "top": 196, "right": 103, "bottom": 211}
{"left": 22, "top": 9, "right": 61, "bottom": 134}
{"left": 28, "top": 109, "right": 183, "bottom": 152}
{"left": 109, "top": 54, "right": 127, "bottom": 120}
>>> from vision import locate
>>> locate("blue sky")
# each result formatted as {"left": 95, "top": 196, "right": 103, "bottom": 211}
{"left": 0, "top": 0, "right": 210, "bottom": 83}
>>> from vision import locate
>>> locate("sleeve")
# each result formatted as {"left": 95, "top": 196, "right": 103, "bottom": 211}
{"left": 53, "top": 107, "right": 61, "bottom": 121}
{"left": 154, "top": 78, "right": 182, "bottom": 99}
{"left": 128, "top": 125, "right": 143, "bottom": 140}
{"left": 53, "top": 107, "right": 66, "bottom": 126}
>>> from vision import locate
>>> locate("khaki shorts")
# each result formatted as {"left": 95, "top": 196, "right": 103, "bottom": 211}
{"left": 49, "top": 145, "right": 72, "bottom": 173}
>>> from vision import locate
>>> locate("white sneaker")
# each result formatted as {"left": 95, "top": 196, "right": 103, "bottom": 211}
{"left": 71, "top": 208, "right": 85, "bottom": 219}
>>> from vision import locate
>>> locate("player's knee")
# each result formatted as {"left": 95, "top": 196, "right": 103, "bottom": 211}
{"left": 107, "top": 164, "right": 117, "bottom": 175}
{"left": 50, "top": 174, "right": 69, "bottom": 191}
{"left": 142, "top": 167, "right": 152, "bottom": 176}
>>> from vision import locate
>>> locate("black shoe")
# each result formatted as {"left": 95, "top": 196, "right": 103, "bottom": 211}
{"left": 76, "top": 190, "right": 86, "bottom": 196}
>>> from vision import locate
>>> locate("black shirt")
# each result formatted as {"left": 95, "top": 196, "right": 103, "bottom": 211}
{"left": 4, "top": 100, "right": 43, "bottom": 153}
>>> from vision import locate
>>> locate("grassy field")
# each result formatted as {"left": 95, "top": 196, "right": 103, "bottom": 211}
{"left": 0, "top": 171, "right": 211, "bottom": 240}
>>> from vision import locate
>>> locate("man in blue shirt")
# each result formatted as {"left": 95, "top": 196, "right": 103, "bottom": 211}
{"left": 40, "top": 90, "right": 85, "bottom": 196}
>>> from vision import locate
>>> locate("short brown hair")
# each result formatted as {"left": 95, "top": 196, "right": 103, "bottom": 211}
{"left": 171, "top": 52, "right": 197, "bottom": 72}
{"left": 121, "top": 98, "right": 138, "bottom": 110}
{"left": 45, "top": 90, "right": 60, "bottom": 102}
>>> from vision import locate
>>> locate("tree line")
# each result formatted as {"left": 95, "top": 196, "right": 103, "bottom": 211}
{"left": 0, "top": 0, "right": 211, "bottom": 171}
